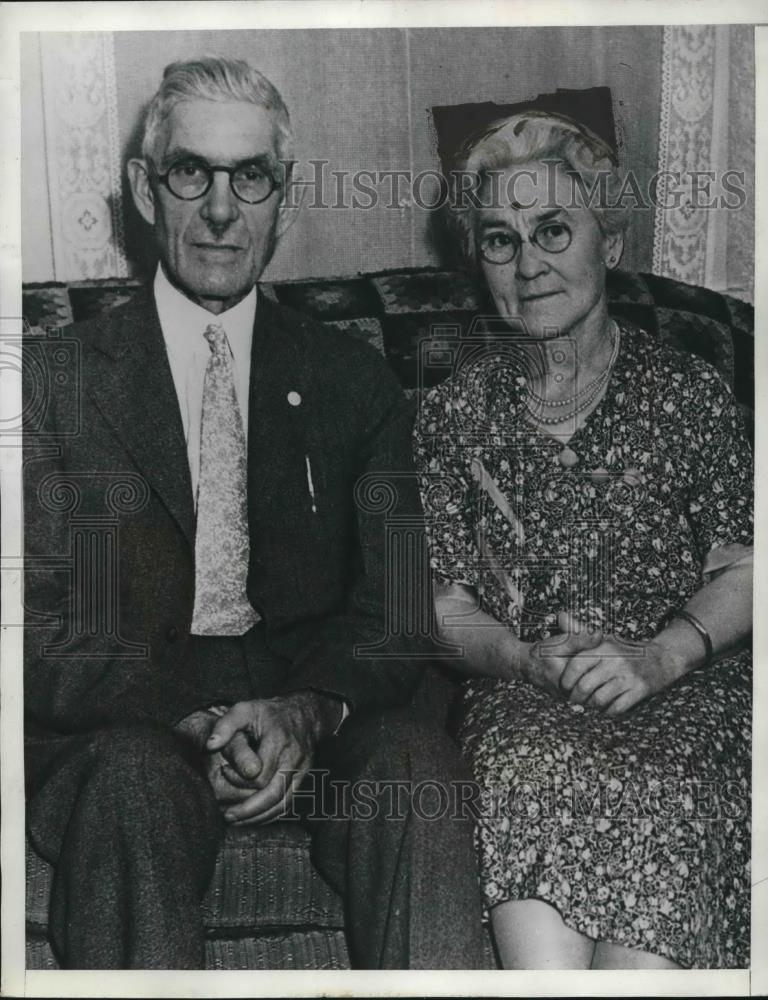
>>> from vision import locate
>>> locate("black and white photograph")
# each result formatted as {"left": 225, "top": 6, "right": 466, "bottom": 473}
{"left": 1, "top": 2, "right": 765, "bottom": 995}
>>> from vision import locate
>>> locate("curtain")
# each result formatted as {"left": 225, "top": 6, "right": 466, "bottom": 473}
{"left": 23, "top": 33, "right": 128, "bottom": 280}
{"left": 652, "top": 25, "right": 754, "bottom": 303}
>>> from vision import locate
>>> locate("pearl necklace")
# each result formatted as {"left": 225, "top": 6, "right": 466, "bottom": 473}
{"left": 522, "top": 321, "right": 620, "bottom": 426}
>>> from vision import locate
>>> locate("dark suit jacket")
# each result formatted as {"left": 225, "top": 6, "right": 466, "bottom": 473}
{"left": 24, "top": 286, "right": 431, "bottom": 755}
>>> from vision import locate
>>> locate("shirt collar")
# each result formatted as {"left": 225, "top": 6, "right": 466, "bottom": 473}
{"left": 153, "top": 263, "right": 257, "bottom": 362}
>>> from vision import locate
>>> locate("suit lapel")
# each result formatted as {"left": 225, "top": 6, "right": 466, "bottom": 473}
{"left": 87, "top": 290, "right": 314, "bottom": 550}
{"left": 247, "top": 295, "right": 312, "bottom": 512}
{"left": 86, "top": 288, "right": 196, "bottom": 547}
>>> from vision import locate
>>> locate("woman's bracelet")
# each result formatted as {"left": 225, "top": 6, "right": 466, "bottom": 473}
{"left": 671, "top": 609, "right": 714, "bottom": 668}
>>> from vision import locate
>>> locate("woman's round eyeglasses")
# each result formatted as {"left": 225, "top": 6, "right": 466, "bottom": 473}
{"left": 479, "top": 220, "right": 572, "bottom": 265}
{"left": 153, "top": 157, "right": 282, "bottom": 205}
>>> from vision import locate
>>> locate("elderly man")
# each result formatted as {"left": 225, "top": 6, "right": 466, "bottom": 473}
{"left": 24, "top": 57, "right": 484, "bottom": 969}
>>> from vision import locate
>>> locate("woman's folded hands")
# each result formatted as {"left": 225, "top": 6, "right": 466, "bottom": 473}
{"left": 525, "top": 611, "right": 686, "bottom": 717}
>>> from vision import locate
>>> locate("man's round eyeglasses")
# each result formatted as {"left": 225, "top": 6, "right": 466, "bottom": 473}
{"left": 479, "top": 220, "right": 572, "bottom": 265}
{"left": 153, "top": 157, "right": 282, "bottom": 205}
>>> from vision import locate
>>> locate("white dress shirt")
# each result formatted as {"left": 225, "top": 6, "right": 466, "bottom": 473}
{"left": 154, "top": 264, "right": 256, "bottom": 503}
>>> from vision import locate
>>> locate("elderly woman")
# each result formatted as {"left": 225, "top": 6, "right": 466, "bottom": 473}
{"left": 413, "top": 111, "right": 752, "bottom": 969}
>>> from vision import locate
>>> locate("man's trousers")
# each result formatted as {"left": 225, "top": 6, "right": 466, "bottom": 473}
{"left": 25, "top": 706, "right": 487, "bottom": 969}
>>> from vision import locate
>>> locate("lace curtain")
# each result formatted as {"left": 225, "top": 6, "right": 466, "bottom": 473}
{"left": 652, "top": 25, "right": 754, "bottom": 303}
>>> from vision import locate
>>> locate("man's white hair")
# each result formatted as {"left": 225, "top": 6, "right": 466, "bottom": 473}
{"left": 141, "top": 55, "right": 293, "bottom": 167}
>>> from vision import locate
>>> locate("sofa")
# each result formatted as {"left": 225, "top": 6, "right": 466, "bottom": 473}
{"left": 23, "top": 265, "right": 753, "bottom": 970}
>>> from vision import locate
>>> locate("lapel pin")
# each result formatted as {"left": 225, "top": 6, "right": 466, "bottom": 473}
{"left": 287, "top": 391, "right": 302, "bottom": 406}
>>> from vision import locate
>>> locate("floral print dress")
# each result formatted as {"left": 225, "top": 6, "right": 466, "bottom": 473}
{"left": 413, "top": 321, "right": 752, "bottom": 968}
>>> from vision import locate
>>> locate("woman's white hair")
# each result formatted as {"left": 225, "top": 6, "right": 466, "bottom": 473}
{"left": 449, "top": 110, "right": 630, "bottom": 265}
{"left": 141, "top": 56, "right": 293, "bottom": 167}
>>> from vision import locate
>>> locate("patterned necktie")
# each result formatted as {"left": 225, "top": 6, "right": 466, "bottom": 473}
{"left": 190, "top": 323, "right": 260, "bottom": 636}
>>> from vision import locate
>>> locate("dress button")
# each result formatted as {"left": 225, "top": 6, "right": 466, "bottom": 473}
{"left": 166, "top": 626, "right": 180, "bottom": 642}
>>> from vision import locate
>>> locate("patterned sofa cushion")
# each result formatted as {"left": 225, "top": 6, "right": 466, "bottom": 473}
{"left": 270, "top": 267, "right": 753, "bottom": 433}
{"left": 26, "top": 823, "right": 344, "bottom": 935}
{"left": 21, "top": 283, "right": 74, "bottom": 329}
{"left": 26, "top": 931, "right": 351, "bottom": 972}
{"left": 22, "top": 267, "right": 753, "bottom": 414}
{"left": 26, "top": 822, "right": 348, "bottom": 970}
{"left": 201, "top": 824, "right": 344, "bottom": 931}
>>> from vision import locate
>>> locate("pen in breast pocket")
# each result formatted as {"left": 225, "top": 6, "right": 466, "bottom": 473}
{"left": 305, "top": 455, "right": 317, "bottom": 513}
